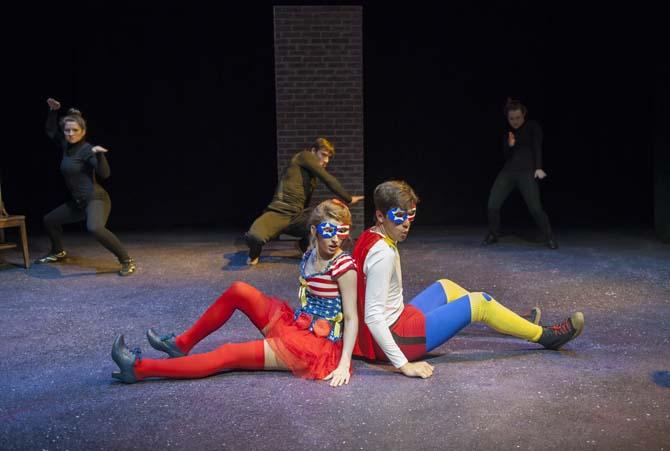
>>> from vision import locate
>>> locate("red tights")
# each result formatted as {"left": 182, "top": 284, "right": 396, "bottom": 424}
{"left": 134, "top": 282, "right": 275, "bottom": 380}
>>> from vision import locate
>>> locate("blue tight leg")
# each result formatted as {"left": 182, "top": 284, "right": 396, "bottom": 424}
{"left": 410, "top": 280, "right": 543, "bottom": 352}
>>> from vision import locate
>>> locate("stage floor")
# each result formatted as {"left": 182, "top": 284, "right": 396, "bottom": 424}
{"left": 1, "top": 227, "right": 669, "bottom": 449}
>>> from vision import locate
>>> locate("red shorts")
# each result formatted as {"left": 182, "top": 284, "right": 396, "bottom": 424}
{"left": 372, "top": 304, "right": 427, "bottom": 362}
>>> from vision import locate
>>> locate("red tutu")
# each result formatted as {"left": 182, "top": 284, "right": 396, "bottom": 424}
{"left": 265, "top": 299, "right": 346, "bottom": 380}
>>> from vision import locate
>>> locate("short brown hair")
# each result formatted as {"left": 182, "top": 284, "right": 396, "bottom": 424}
{"left": 504, "top": 98, "right": 528, "bottom": 116}
{"left": 311, "top": 137, "right": 335, "bottom": 157}
{"left": 373, "top": 180, "right": 419, "bottom": 213}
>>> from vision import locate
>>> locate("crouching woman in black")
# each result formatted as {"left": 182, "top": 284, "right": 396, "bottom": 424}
{"left": 36, "top": 98, "right": 136, "bottom": 276}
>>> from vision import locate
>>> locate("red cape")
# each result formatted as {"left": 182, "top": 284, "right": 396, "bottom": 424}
{"left": 352, "top": 228, "right": 386, "bottom": 360}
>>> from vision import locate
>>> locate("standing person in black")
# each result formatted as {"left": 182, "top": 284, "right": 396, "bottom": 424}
{"left": 244, "top": 138, "right": 364, "bottom": 265}
{"left": 482, "top": 99, "right": 558, "bottom": 249}
{"left": 36, "top": 98, "right": 136, "bottom": 276}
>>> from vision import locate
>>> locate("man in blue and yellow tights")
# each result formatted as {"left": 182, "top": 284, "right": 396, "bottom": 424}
{"left": 352, "top": 180, "right": 584, "bottom": 378}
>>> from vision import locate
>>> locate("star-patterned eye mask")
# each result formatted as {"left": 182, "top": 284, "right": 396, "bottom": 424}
{"left": 316, "top": 222, "right": 351, "bottom": 239}
{"left": 386, "top": 207, "right": 417, "bottom": 225}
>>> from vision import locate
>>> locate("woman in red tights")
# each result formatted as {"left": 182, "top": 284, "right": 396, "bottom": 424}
{"left": 111, "top": 199, "right": 358, "bottom": 387}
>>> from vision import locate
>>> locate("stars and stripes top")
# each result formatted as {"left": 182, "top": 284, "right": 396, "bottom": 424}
{"left": 303, "top": 249, "right": 356, "bottom": 297}
{"left": 294, "top": 249, "right": 357, "bottom": 341}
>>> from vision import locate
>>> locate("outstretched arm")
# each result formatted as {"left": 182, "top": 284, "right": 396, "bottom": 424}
{"left": 350, "top": 195, "right": 364, "bottom": 205}
{"left": 297, "top": 151, "right": 353, "bottom": 203}
{"left": 323, "top": 269, "right": 358, "bottom": 387}
{"left": 87, "top": 146, "right": 111, "bottom": 179}
{"left": 45, "top": 98, "right": 62, "bottom": 143}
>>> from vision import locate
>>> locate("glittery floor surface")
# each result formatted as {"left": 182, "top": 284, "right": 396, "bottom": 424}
{"left": 1, "top": 227, "right": 669, "bottom": 450}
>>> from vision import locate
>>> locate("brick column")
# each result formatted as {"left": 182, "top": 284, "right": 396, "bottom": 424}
{"left": 273, "top": 6, "right": 365, "bottom": 236}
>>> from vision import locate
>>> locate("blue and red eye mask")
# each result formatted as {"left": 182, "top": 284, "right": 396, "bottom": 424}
{"left": 316, "top": 222, "right": 351, "bottom": 239}
{"left": 386, "top": 207, "right": 417, "bottom": 225}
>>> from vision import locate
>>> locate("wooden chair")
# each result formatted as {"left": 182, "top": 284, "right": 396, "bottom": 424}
{"left": 0, "top": 180, "right": 30, "bottom": 268}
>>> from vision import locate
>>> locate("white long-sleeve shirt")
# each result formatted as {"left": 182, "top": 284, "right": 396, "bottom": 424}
{"left": 363, "top": 236, "right": 408, "bottom": 368}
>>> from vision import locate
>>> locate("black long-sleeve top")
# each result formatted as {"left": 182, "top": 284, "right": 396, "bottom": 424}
{"left": 267, "top": 150, "right": 353, "bottom": 215}
{"left": 502, "top": 119, "right": 543, "bottom": 172}
{"left": 46, "top": 110, "right": 111, "bottom": 204}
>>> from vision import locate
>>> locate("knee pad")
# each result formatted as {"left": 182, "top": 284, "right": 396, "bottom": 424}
{"left": 468, "top": 292, "right": 494, "bottom": 323}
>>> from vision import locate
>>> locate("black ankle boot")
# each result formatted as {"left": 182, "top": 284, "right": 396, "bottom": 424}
{"left": 538, "top": 312, "right": 584, "bottom": 350}
{"left": 482, "top": 233, "right": 498, "bottom": 245}
{"left": 111, "top": 335, "right": 141, "bottom": 383}
{"left": 146, "top": 328, "right": 186, "bottom": 358}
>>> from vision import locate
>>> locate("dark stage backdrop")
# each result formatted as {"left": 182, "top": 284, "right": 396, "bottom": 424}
{"left": 363, "top": 4, "right": 657, "bottom": 229}
{"left": 3, "top": 3, "right": 661, "bottom": 234}
{"left": 4, "top": 4, "right": 278, "bottom": 233}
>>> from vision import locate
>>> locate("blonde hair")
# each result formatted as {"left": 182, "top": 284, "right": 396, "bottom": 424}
{"left": 309, "top": 198, "right": 351, "bottom": 226}
{"left": 308, "top": 199, "right": 352, "bottom": 249}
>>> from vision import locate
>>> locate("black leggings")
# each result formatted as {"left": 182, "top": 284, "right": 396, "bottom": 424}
{"left": 487, "top": 170, "right": 553, "bottom": 239}
{"left": 43, "top": 196, "right": 130, "bottom": 262}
